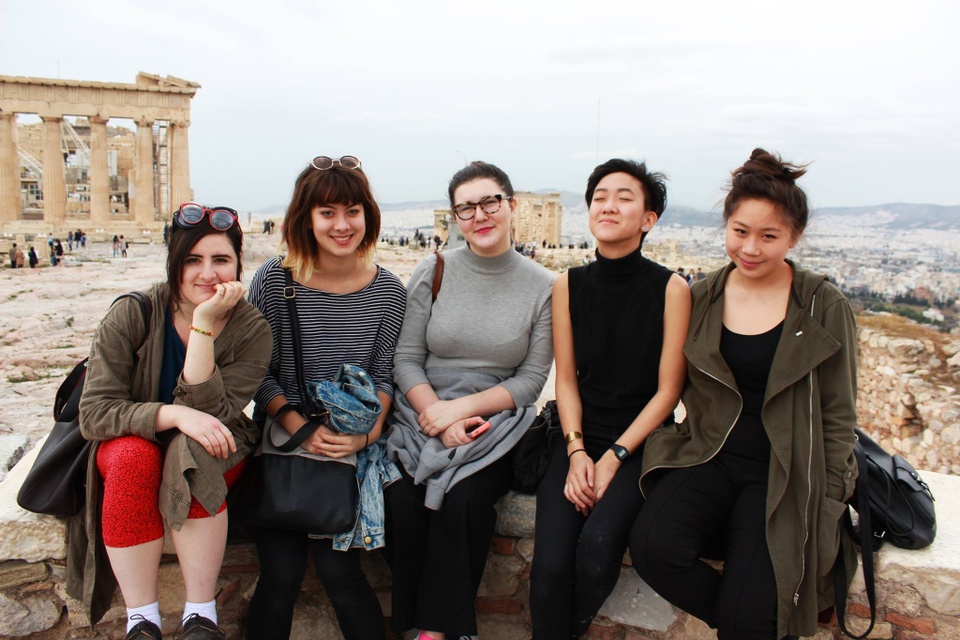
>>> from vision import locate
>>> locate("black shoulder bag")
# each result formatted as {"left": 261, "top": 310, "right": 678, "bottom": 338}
{"left": 833, "top": 427, "right": 937, "bottom": 639}
{"left": 17, "top": 292, "right": 152, "bottom": 517}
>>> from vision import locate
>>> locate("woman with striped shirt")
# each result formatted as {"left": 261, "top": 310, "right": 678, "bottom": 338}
{"left": 245, "top": 156, "right": 406, "bottom": 640}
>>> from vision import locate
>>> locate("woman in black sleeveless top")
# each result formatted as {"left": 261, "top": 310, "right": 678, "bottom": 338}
{"left": 530, "top": 159, "right": 691, "bottom": 638}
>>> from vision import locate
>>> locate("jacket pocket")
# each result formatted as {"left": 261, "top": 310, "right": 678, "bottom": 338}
{"left": 817, "top": 496, "right": 848, "bottom": 577}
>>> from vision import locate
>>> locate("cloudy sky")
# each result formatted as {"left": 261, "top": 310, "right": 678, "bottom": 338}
{"left": 2, "top": 0, "right": 958, "bottom": 212}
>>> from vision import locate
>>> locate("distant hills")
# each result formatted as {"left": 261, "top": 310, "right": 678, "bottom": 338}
{"left": 256, "top": 196, "right": 960, "bottom": 232}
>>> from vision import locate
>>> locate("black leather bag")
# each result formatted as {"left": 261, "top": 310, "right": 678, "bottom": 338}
{"left": 17, "top": 292, "right": 151, "bottom": 517}
{"left": 230, "top": 417, "right": 359, "bottom": 534}
{"left": 833, "top": 427, "right": 937, "bottom": 639}
{"left": 851, "top": 427, "right": 936, "bottom": 551}
{"left": 511, "top": 400, "right": 560, "bottom": 494}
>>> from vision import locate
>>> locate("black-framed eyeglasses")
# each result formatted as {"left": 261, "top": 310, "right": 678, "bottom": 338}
{"left": 311, "top": 155, "right": 362, "bottom": 171}
{"left": 452, "top": 194, "right": 510, "bottom": 221}
{"left": 174, "top": 203, "right": 239, "bottom": 231}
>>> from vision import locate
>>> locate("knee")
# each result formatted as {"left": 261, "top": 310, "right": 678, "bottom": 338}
{"left": 97, "top": 435, "right": 162, "bottom": 478}
{"left": 630, "top": 520, "right": 698, "bottom": 580}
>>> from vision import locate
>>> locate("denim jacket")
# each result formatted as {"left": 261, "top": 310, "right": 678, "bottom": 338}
{"left": 307, "top": 364, "right": 400, "bottom": 550}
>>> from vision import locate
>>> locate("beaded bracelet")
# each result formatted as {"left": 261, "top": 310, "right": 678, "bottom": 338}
{"left": 189, "top": 325, "right": 215, "bottom": 337}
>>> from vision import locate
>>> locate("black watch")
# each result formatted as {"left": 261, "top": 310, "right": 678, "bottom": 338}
{"left": 609, "top": 444, "right": 629, "bottom": 461}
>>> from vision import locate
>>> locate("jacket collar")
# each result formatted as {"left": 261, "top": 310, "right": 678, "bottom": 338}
{"left": 686, "top": 260, "right": 841, "bottom": 399}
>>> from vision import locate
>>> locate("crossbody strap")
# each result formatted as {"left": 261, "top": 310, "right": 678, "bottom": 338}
{"left": 834, "top": 440, "right": 876, "bottom": 639}
{"left": 432, "top": 251, "right": 444, "bottom": 302}
{"left": 281, "top": 267, "right": 329, "bottom": 422}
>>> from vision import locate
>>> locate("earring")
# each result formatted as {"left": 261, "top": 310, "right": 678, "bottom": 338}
{"left": 641, "top": 225, "right": 650, "bottom": 232}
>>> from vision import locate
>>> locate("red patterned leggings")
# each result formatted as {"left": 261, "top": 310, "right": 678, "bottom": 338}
{"left": 96, "top": 435, "right": 245, "bottom": 548}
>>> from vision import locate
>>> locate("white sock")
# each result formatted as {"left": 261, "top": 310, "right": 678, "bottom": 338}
{"left": 183, "top": 599, "right": 218, "bottom": 625}
{"left": 126, "top": 602, "right": 161, "bottom": 633}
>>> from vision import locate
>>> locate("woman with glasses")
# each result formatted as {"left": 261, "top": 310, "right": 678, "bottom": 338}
{"left": 67, "top": 204, "right": 272, "bottom": 640}
{"left": 529, "top": 159, "right": 691, "bottom": 638}
{"left": 244, "top": 156, "right": 406, "bottom": 640}
{"left": 385, "top": 161, "right": 555, "bottom": 640}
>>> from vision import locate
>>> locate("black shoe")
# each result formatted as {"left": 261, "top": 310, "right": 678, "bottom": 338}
{"left": 126, "top": 615, "right": 162, "bottom": 640}
{"left": 175, "top": 613, "right": 227, "bottom": 640}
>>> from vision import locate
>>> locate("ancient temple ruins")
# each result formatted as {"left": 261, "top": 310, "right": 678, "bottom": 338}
{"left": 0, "top": 72, "right": 199, "bottom": 233}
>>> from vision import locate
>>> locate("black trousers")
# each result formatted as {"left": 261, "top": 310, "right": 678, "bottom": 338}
{"left": 385, "top": 454, "right": 513, "bottom": 638}
{"left": 245, "top": 527, "right": 384, "bottom": 640}
{"left": 530, "top": 438, "right": 645, "bottom": 639}
{"left": 629, "top": 453, "right": 779, "bottom": 640}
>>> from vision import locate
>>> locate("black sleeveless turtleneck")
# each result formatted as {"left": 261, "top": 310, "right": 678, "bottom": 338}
{"left": 567, "top": 248, "right": 675, "bottom": 456}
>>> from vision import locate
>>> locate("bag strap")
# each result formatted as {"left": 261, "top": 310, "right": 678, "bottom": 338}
{"left": 834, "top": 440, "right": 877, "bottom": 639}
{"left": 281, "top": 268, "right": 328, "bottom": 420}
{"left": 432, "top": 251, "right": 444, "bottom": 302}
{"left": 270, "top": 416, "right": 326, "bottom": 453}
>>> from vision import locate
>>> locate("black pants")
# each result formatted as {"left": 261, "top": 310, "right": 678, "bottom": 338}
{"left": 530, "top": 438, "right": 645, "bottom": 639}
{"left": 245, "top": 527, "right": 384, "bottom": 640}
{"left": 385, "top": 454, "right": 512, "bottom": 638}
{"left": 629, "top": 453, "right": 779, "bottom": 640}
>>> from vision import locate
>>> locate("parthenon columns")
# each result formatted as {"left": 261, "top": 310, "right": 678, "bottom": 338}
{"left": 41, "top": 116, "right": 66, "bottom": 224}
{"left": 133, "top": 118, "right": 155, "bottom": 225}
{"left": 88, "top": 115, "right": 109, "bottom": 226}
{"left": 170, "top": 119, "right": 191, "bottom": 212}
{"left": 0, "top": 112, "right": 18, "bottom": 222}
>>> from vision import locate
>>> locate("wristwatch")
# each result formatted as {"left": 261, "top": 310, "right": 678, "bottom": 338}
{"left": 609, "top": 444, "right": 630, "bottom": 462}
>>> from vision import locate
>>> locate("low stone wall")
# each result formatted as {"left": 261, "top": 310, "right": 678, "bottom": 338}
{"left": 857, "top": 327, "right": 960, "bottom": 476}
{"left": 2, "top": 439, "right": 959, "bottom": 639}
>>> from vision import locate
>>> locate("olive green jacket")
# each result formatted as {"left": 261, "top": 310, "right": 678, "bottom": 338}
{"left": 640, "top": 261, "right": 859, "bottom": 638}
{"left": 66, "top": 283, "right": 272, "bottom": 626}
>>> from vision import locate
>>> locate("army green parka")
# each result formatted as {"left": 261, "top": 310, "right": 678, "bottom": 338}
{"left": 640, "top": 261, "right": 859, "bottom": 638}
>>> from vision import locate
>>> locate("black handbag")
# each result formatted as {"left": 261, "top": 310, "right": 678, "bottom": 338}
{"left": 511, "top": 400, "right": 560, "bottom": 494}
{"left": 229, "top": 268, "right": 358, "bottom": 534}
{"left": 833, "top": 427, "right": 937, "bottom": 639}
{"left": 17, "top": 292, "right": 151, "bottom": 517}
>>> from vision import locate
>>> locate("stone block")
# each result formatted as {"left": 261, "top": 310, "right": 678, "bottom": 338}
{"left": 0, "top": 560, "right": 47, "bottom": 589}
{"left": 477, "top": 613, "right": 530, "bottom": 640}
{"left": 0, "top": 439, "right": 67, "bottom": 563}
{"left": 885, "top": 611, "right": 936, "bottom": 635}
{"left": 479, "top": 553, "right": 523, "bottom": 597}
{"left": 516, "top": 538, "right": 535, "bottom": 562}
{"left": 0, "top": 434, "right": 28, "bottom": 482}
{"left": 0, "top": 592, "right": 62, "bottom": 636}
{"left": 597, "top": 569, "right": 678, "bottom": 633}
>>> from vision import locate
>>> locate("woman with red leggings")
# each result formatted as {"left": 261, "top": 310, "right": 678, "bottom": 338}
{"left": 66, "top": 204, "right": 272, "bottom": 640}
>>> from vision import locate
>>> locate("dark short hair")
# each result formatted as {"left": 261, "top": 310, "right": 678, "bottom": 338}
{"left": 166, "top": 213, "right": 243, "bottom": 308}
{"left": 723, "top": 148, "right": 809, "bottom": 236}
{"left": 447, "top": 161, "right": 515, "bottom": 207}
{"left": 281, "top": 164, "right": 381, "bottom": 278}
{"left": 585, "top": 158, "right": 668, "bottom": 216}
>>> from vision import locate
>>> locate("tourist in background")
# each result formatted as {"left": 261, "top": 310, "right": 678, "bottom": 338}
{"left": 113, "top": 234, "right": 120, "bottom": 257}
{"left": 54, "top": 239, "right": 64, "bottom": 266}
{"left": 529, "top": 159, "right": 690, "bottom": 638}
{"left": 8, "top": 242, "right": 17, "bottom": 269}
{"left": 245, "top": 155, "right": 406, "bottom": 640}
{"left": 27, "top": 245, "right": 38, "bottom": 268}
{"left": 630, "top": 149, "right": 859, "bottom": 640}
{"left": 15, "top": 244, "right": 24, "bottom": 268}
{"left": 67, "top": 203, "right": 272, "bottom": 639}
{"left": 385, "top": 161, "right": 554, "bottom": 640}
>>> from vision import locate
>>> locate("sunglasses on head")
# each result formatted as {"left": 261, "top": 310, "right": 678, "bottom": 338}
{"left": 311, "top": 155, "right": 362, "bottom": 171}
{"left": 174, "top": 203, "right": 239, "bottom": 231}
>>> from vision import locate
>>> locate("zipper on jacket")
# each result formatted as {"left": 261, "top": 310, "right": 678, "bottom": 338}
{"left": 642, "top": 365, "right": 743, "bottom": 483}
{"left": 793, "top": 293, "right": 818, "bottom": 608}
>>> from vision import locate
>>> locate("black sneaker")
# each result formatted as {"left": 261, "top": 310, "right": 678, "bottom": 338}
{"left": 125, "top": 614, "right": 162, "bottom": 640}
{"left": 175, "top": 613, "right": 227, "bottom": 640}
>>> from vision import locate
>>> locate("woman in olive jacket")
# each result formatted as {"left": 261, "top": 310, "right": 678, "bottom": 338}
{"left": 66, "top": 206, "right": 272, "bottom": 637}
{"left": 630, "top": 149, "right": 858, "bottom": 640}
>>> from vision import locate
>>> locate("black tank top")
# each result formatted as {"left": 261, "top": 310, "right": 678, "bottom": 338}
{"left": 568, "top": 248, "right": 674, "bottom": 456}
{"left": 719, "top": 321, "right": 784, "bottom": 462}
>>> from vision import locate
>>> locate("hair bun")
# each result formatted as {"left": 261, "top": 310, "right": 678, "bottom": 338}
{"left": 739, "top": 148, "right": 806, "bottom": 184}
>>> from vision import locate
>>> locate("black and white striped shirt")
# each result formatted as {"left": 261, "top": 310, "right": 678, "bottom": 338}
{"left": 248, "top": 257, "right": 407, "bottom": 409}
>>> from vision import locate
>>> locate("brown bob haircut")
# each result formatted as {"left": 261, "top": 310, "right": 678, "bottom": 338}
{"left": 281, "top": 164, "right": 381, "bottom": 279}
{"left": 166, "top": 211, "right": 244, "bottom": 309}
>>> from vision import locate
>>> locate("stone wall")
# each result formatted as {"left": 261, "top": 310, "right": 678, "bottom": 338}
{"left": 857, "top": 325, "right": 960, "bottom": 475}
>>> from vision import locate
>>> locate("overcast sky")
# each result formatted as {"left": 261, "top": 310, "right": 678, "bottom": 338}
{"left": 2, "top": 0, "right": 958, "bottom": 212}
